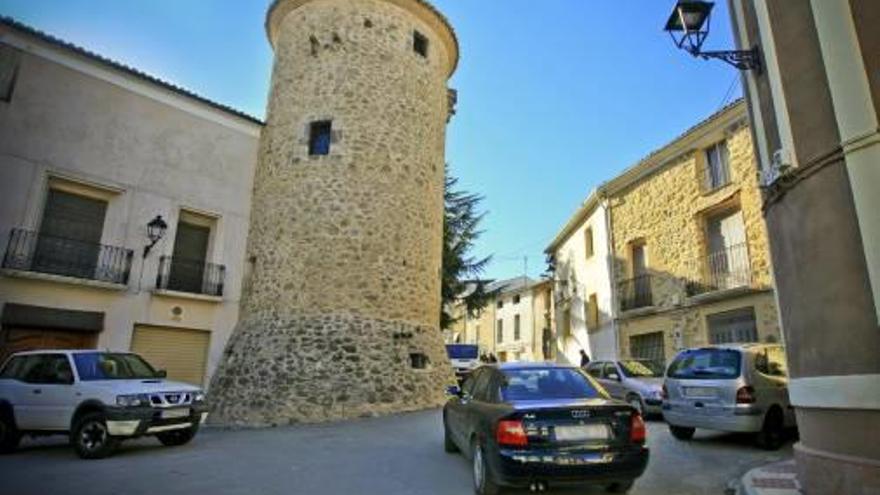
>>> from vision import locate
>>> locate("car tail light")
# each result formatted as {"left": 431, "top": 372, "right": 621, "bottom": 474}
{"left": 661, "top": 384, "right": 668, "bottom": 400}
{"left": 630, "top": 413, "right": 647, "bottom": 443}
{"left": 736, "top": 386, "right": 757, "bottom": 404}
{"left": 496, "top": 420, "right": 528, "bottom": 447}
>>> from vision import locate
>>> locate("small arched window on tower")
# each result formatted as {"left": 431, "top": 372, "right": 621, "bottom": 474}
{"left": 308, "top": 120, "right": 333, "bottom": 156}
{"left": 413, "top": 30, "right": 429, "bottom": 58}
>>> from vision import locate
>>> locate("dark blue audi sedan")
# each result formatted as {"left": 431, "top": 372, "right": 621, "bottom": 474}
{"left": 443, "top": 363, "right": 649, "bottom": 494}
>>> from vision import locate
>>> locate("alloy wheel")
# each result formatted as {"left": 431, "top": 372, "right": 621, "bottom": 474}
{"left": 80, "top": 421, "right": 108, "bottom": 452}
{"left": 473, "top": 445, "right": 485, "bottom": 491}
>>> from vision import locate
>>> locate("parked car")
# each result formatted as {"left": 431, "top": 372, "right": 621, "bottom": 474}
{"left": 585, "top": 359, "right": 665, "bottom": 416}
{"left": 0, "top": 350, "right": 208, "bottom": 459}
{"left": 443, "top": 363, "right": 649, "bottom": 494}
{"left": 662, "top": 344, "right": 795, "bottom": 450}
{"left": 446, "top": 344, "right": 481, "bottom": 381}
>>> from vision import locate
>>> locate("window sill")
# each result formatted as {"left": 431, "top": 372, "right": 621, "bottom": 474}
{"left": 701, "top": 182, "right": 734, "bottom": 196}
{"left": 0, "top": 268, "right": 128, "bottom": 291}
{"left": 619, "top": 305, "right": 657, "bottom": 318}
{"left": 686, "top": 285, "right": 758, "bottom": 304}
{"left": 152, "top": 289, "right": 223, "bottom": 303}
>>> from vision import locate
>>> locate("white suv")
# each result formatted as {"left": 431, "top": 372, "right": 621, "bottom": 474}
{"left": 0, "top": 350, "right": 208, "bottom": 459}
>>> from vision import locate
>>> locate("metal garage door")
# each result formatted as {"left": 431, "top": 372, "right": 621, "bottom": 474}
{"left": 130, "top": 326, "right": 210, "bottom": 386}
{"left": 0, "top": 328, "right": 97, "bottom": 364}
{"left": 708, "top": 307, "right": 758, "bottom": 344}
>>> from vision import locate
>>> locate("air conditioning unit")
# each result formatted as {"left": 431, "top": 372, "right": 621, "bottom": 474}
{"left": 759, "top": 148, "right": 793, "bottom": 187}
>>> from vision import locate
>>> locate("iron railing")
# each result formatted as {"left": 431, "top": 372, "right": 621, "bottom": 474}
{"left": 156, "top": 256, "right": 225, "bottom": 297}
{"left": 686, "top": 243, "right": 751, "bottom": 296}
{"left": 619, "top": 274, "right": 654, "bottom": 311}
{"left": 2, "top": 228, "right": 133, "bottom": 284}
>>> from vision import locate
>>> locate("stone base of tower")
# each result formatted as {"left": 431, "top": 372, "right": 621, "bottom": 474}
{"left": 207, "top": 313, "right": 456, "bottom": 426}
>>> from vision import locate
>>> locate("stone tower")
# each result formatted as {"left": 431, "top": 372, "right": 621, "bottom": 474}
{"left": 209, "top": 0, "right": 459, "bottom": 425}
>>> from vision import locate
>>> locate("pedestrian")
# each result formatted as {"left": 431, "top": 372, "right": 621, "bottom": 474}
{"left": 580, "top": 349, "right": 590, "bottom": 368}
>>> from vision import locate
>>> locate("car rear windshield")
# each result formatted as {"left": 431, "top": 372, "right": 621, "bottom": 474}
{"left": 73, "top": 352, "right": 160, "bottom": 381}
{"left": 619, "top": 360, "right": 664, "bottom": 378}
{"left": 500, "top": 368, "right": 603, "bottom": 401}
{"left": 446, "top": 345, "right": 479, "bottom": 360}
{"left": 667, "top": 348, "right": 742, "bottom": 380}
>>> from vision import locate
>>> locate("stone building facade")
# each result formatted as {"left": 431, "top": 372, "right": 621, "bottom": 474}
{"left": 209, "top": 0, "right": 460, "bottom": 425}
{"left": 607, "top": 101, "right": 780, "bottom": 363}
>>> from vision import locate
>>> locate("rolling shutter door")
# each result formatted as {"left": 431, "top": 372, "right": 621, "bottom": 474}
{"left": 130, "top": 326, "right": 210, "bottom": 386}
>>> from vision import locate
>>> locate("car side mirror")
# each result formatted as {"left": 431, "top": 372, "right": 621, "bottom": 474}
{"left": 608, "top": 373, "right": 621, "bottom": 381}
{"left": 155, "top": 370, "right": 168, "bottom": 379}
{"left": 446, "top": 385, "right": 462, "bottom": 397}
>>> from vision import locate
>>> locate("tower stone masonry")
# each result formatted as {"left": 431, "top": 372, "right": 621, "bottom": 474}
{"left": 208, "top": 0, "right": 459, "bottom": 425}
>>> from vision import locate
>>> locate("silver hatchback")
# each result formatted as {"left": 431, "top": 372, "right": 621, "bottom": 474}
{"left": 662, "top": 344, "right": 796, "bottom": 449}
{"left": 586, "top": 359, "right": 666, "bottom": 416}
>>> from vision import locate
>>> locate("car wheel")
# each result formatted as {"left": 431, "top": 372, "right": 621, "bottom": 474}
{"left": 443, "top": 420, "right": 459, "bottom": 453}
{"left": 626, "top": 395, "right": 644, "bottom": 416}
{"left": 73, "top": 412, "right": 119, "bottom": 459}
{"left": 606, "top": 481, "right": 635, "bottom": 493}
{"left": 0, "top": 410, "right": 22, "bottom": 454}
{"left": 156, "top": 426, "right": 198, "bottom": 447}
{"left": 472, "top": 441, "right": 500, "bottom": 495}
{"left": 669, "top": 425, "right": 696, "bottom": 441}
{"left": 756, "top": 408, "right": 785, "bottom": 450}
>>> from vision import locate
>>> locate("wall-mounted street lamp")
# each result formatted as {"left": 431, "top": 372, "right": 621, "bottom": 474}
{"left": 143, "top": 215, "right": 168, "bottom": 258}
{"left": 664, "top": 1, "right": 761, "bottom": 71}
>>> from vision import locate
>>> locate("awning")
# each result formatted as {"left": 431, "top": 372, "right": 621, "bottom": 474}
{"left": 1, "top": 303, "right": 104, "bottom": 333}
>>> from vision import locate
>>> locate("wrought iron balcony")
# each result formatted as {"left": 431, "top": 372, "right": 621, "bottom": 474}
{"left": 686, "top": 243, "right": 751, "bottom": 296}
{"left": 2, "top": 228, "right": 133, "bottom": 284}
{"left": 156, "top": 255, "right": 225, "bottom": 297}
{"left": 619, "top": 274, "right": 654, "bottom": 311}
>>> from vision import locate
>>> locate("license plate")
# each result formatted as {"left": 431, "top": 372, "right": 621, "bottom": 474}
{"left": 683, "top": 387, "right": 717, "bottom": 398}
{"left": 161, "top": 408, "right": 190, "bottom": 419}
{"left": 554, "top": 424, "right": 609, "bottom": 442}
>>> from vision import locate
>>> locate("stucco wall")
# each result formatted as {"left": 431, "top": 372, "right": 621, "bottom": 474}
{"left": 552, "top": 202, "right": 617, "bottom": 363}
{"left": 0, "top": 32, "right": 259, "bottom": 385}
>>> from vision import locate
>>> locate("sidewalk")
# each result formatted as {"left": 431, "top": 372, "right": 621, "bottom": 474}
{"left": 735, "top": 460, "right": 802, "bottom": 495}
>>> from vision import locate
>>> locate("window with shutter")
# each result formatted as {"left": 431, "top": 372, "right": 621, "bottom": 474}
{"left": 33, "top": 189, "right": 107, "bottom": 279}
{"left": 168, "top": 221, "right": 211, "bottom": 294}
{"left": 704, "top": 141, "right": 731, "bottom": 191}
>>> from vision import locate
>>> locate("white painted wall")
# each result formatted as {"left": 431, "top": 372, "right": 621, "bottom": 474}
{"left": 494, "top": 282, "right": 536, "bottom": 362}
{"left": 552, "top": 202, "right": 617, "bottom": 364}
{"left": 0, "top": 28, "right": 260, "bottom": 386}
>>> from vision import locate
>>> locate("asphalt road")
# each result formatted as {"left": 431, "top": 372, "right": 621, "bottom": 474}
{"left": 0, "top": 409, "right": 792, "bottom": 495}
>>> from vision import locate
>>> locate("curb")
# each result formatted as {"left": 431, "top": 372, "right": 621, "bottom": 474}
{"left": 735, "top": 459, "right": 801, "bottom": 495}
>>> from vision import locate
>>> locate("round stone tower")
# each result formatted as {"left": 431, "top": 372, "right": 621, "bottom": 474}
{"left": 209, "top": 0, "right": 459, "bottom": 425}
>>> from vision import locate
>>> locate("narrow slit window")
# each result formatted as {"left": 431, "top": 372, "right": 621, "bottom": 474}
{"left": 409, "top": 353, "right": 429, "bottom": 369}
{"left": 413, "top": 31, "right": 429, "bottom": 58}
{"left": 308, "top": 120, "right": 332, "bottom": 156}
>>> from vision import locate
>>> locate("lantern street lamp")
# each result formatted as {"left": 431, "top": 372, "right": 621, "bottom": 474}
{"left": 143, "top": 215, "right": 168, "bottom": 258}
{"left": 664, "top": 1, "right": 761, "bottom": 71}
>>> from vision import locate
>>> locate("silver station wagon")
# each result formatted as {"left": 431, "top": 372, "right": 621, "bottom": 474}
{"left": 662, "top": 344, "right": 796, "bottom": 450}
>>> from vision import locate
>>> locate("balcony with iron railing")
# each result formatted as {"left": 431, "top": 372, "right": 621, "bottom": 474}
{"left": 156, "top": 255, "right": 225, "bottom": 297}
{"left": 619, "top": 274, "right": 654, "bottom": 311}
{"left": 1, "top": 228, "right": 133, "bottom": 285}
{"left": 685, "top": 242, "right": 751, "bottom": 297}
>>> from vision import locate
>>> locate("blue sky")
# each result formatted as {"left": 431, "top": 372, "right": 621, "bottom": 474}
{"left": 1, "top": 0, "right": 742, "bottom": 282}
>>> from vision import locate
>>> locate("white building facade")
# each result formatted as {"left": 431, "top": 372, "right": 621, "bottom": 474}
{"left": 0, "top": 20, "right": 260, "bottom": 386}
{"left": 546, "top": 193, "right": 618, "bottom": 365}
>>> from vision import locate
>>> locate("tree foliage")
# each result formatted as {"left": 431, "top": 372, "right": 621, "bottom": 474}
{"left": 441, "top": 174, "right": 492, "bottom": 330}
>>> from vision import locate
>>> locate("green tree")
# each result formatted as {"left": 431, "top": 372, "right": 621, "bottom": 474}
{"left": 441, "top": 174, "right": 492, "bottom": 330}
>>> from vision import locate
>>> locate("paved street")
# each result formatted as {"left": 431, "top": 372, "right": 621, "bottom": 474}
{"left": 0, "top": 409, "right": 792, "bottom": 495}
